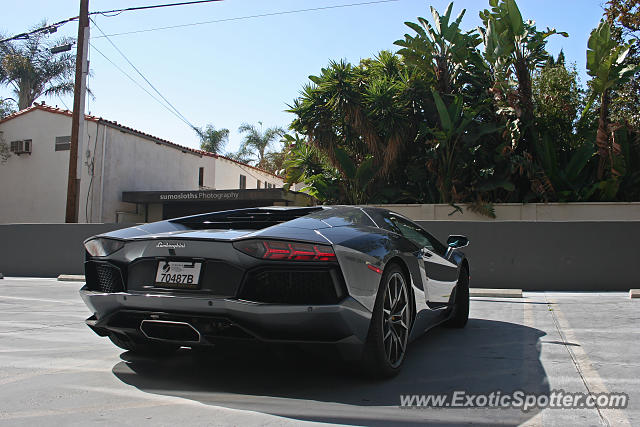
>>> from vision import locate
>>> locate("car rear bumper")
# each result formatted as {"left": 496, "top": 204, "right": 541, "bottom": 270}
{"left": 80, "top": 286, "right": 372, "bottom": 361}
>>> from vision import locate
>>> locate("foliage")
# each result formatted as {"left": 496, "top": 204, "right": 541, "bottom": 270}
{"left": 0, "top": 99, "right": 16, "bottom": 162}
{"left": 196, "top": 124, "right": 229, "bottom": 154}
{"left": 605, "top": 0, "right": 640, "bottom": 39}
{"left": 283, "top": 0, "right": 640, "bottom": 213}
{"left": 394, "top": 2, "right": 483, "bottom": 95}
{"left": 234, "top": 122, "right": 285, "bottom": 172}
{"left": 0, "top": 126, "right": 9, "bottom": 163}
{"left": 583, "top": 21, "right": 640, "bottom": 181}
{"left": 533, "top": 58, "right": 582, "bottom": 148}
{"left": 288, "top": 53, "right": 420, "bottom": 178}
{"left": 609, "top": 67, "right": 640, "bottom": 130}
{"left": 0, "top": 22, "right": 75, "bottom": 110}
{"left": 0, "top": 98, "right": 16, "bottom": 119}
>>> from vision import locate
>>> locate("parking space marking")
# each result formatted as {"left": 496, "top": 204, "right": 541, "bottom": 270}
{"left": 545, "top": 295, "right": 631, "bottom": 427}
{"left": 0, "top": 295, "right": 81, "bottom": 304}
{"left": 0, "top": 400, "right": 177, "bottom": 421}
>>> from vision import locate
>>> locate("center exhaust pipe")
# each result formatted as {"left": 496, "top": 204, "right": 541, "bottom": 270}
{"left": 140, "top": 320, "right": 201, "bottom": 343}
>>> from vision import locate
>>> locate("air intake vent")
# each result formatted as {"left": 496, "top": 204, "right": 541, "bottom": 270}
{"left": 238, "top": 268, "right": 344, "bottom": 305}
{"left": 86, "top": 261, "right": 124, "bottom": 293}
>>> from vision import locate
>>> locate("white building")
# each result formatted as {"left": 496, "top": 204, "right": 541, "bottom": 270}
{"left": 0, "top": 103, "right": 311, "bottom": 223}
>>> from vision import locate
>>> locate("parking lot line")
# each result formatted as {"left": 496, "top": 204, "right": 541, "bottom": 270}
{"left": 545, "top": 295, "right": 632, "bottom": 427}
{"left": 0, "top": 295, "right": 81, "bottom": 304}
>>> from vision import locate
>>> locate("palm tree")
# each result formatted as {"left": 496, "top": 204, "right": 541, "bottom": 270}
{"left": 0, "top": 22, "right": 75, "bottom": 110}
{"left": 237, "top": 122, "right": 285, "bottom": 168}
{"left": 196, "top": 124, "right": 229, "bottom": 154}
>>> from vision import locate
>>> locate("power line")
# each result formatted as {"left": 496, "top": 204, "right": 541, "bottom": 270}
{"left": 91, "top": 0, "right": 400, "bottom": 38}
{"left": 90, "top": 17, "right": 198, "bottom": 132}
{"left": 0, "top": 17, "right": 78, "bottom": 44}
{"left": 90, "top": 0, "right": 223, "bottom": 17}
{"left": 1, "top": 0, "right": 398, "bottom": 44}
{"left": 89, "top": 42, "right": 195, "bottom": 129}
{"left": 87, "top": 44, "right": 279, "bottom": 181}
{"left": 0, "top": 1, "right": 224, "bottom": 43}
{"left": 57, "top": 95, "right": 71, "bottom": 111}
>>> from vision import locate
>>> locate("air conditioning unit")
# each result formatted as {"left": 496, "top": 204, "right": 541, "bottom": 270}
{"left": 9, "top": 139, "right": 32, "bottom": 155}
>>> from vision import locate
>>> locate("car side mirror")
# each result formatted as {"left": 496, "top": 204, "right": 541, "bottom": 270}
{"left": 447, "top": 235, "right": 469, "bottom": 249}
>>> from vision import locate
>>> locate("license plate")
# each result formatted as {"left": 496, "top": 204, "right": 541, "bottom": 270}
{"left": 155, "top": 261, "right": 202, "bottom": 289}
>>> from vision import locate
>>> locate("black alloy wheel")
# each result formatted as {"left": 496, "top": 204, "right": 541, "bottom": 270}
{"left": 362, "top": 263, "right": 411, "bottom": 378}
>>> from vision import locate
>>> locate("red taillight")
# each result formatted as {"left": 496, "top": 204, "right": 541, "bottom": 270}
{"left": 233, "top": 239, "right": 336, "bottom": 262}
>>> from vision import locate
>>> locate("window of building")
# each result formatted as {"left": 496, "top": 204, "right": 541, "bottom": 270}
{"left": 239, "top": 174, "right": 246, "bottom": 189}
{"left": 55, "top": 136, "right": 71, "bottom": 151}
{"left": 198, "top": 167, "right": 204, "bottom": 187}
{"left": 257, "top": 180, "right": 261, "bottom": 189}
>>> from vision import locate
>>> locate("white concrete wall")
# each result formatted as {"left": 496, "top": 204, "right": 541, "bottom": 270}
{"left": 0, "top": 109, "right": 93, "bottom": 223}
{"left": 369, "top": 202, "right": 640, "bottom": 221}
{"left": 214, "top": 156, "right": 282, "bottom": 190}
{"left": 100, "top": 126, "right": 212, "bottom": 222}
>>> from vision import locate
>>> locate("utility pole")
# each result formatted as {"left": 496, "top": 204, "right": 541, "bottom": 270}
{"left": 65, "top": 0, "right": 89, "bottom": 223}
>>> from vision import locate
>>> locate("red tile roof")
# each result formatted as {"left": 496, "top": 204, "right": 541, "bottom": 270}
{"left": 0, "top": 102, "right": 283, "bottom": 179}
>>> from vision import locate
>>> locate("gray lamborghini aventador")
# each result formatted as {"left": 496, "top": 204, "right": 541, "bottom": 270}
{"left": 80, "top": 205, "right": 470, "bottom": 377}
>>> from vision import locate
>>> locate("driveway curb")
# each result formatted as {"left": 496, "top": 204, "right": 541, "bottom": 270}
{"left": 57, "top": 274, "right": 85, "bottom": 282}
{"left": 470, "top": 288, "right": 523, "bottom": 298}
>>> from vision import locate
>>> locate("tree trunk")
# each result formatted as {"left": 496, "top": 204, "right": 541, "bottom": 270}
{"left": 596, "top": 90, "right": 610, "bottom": 180}
{"left": 18, "top": 79, "right": 34, "bottom": 110}
{"left": 436, "top": 57, "right": 451, "bottom": 95}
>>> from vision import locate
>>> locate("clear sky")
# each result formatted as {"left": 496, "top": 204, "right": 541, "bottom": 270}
{"left": 2, "top": 0, "right": 608, "bottom": 154}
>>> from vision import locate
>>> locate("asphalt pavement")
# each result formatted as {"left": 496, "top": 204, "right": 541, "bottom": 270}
{"left": 0, "top": 278, "right": 637, "bottom": 426}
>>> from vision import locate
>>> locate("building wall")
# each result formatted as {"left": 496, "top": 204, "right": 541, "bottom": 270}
{"left": 0, "top": 109, "right": 93, "bottom": 223}
{"left": 0, "top": 108, "right": 285, "bottom": 224}
{"left": 214, "top": 156, "right": 282, "bottom": 190}
{"left": 99, "top": 126, "right": 211, "bottom": 223}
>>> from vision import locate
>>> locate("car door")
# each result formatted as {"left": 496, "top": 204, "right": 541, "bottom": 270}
{"left": 382, "top": 213, "right": 458, "bottom": 304}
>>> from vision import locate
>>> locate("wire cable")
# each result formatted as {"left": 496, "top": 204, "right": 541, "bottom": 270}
{"left": 0, "top": 17, "right": 78, "bottom": 44}
{"left": 89, "top": 42, "right": 195, "bottom": 129}
{"left": 57, "top": 95, "right": 71, "bottom": 110}
{"left": 87, "top": 45, "right": 279, "bottom": 182}
{"left": 91, "top": 0, "right": 400, "bottom": 38}
{"left": 0, "top": 1, "right": 224, "bottom": 43}
{"left": 90, "top": 0, "right": 223, "bottom": 17}
{"left": 90, "top": 17, "right": 198, "bottom": 132}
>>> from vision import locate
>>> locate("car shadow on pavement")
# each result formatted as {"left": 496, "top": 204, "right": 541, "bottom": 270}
{"left": 113, "top": 318, "right": 548, "bottom": 426}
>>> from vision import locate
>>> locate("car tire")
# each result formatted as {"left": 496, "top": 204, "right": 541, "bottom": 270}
{"left": 361, "top": 263, "right": 411, "bottom": 379}
{"left": 443, "top": 266, "right": 469, "bottom": 328}
{"left": 108, "top": 333, "right": 179, "bottom": 356}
